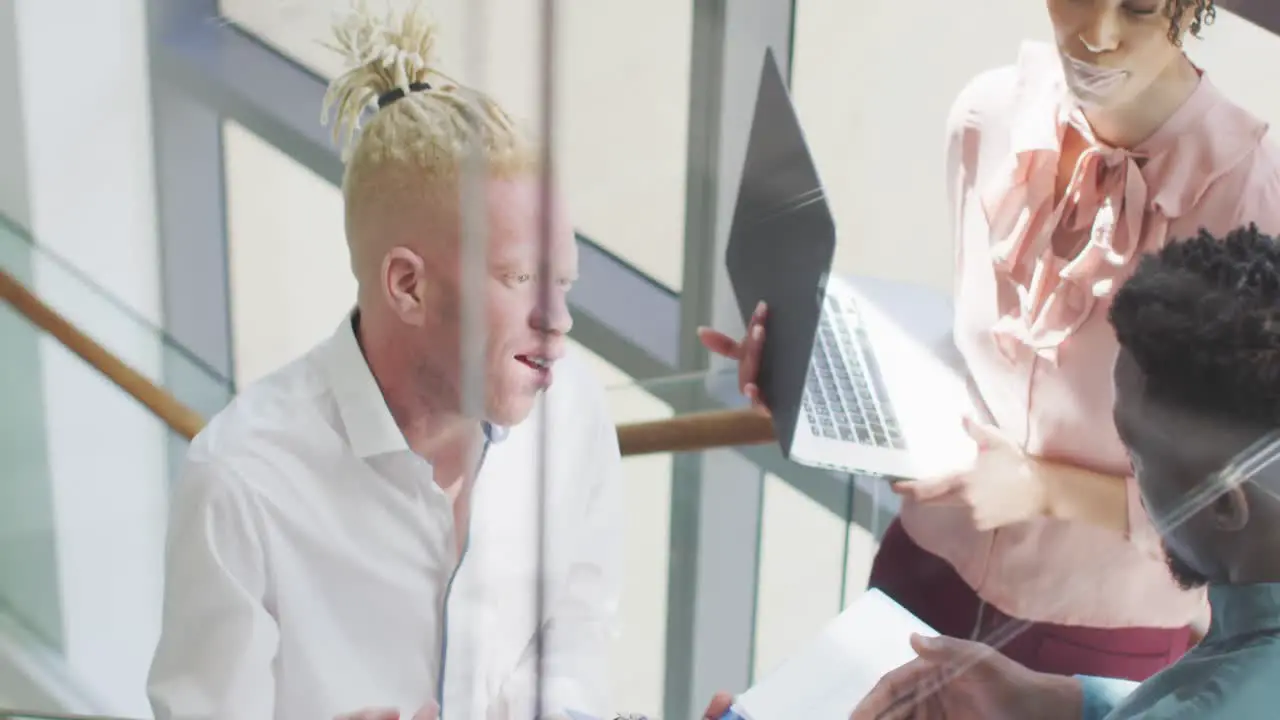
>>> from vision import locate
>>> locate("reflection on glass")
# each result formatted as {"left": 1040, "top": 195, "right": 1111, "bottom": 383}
{"left": 752, "top": 472, "right": 849, "bottom": 683}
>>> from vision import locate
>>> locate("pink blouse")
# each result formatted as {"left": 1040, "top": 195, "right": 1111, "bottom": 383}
{"left": 898, "top": 42, "right": 1280, "bottom": 629}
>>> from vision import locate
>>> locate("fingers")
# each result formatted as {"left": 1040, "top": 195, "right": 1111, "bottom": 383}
{"left": 910, "top": 633, "right": 989, "bottom": 662}
{"left": 698, "top": 327, "right": 742, "bottom": 359}
{"left": 696, "top": 302, "right": 769, "bottom": 408}
{"left": 703, "top": 691, "right": 735, "bottom": 719}
{"left": 738, "top": 304, "right": 767, "bottom": 397}
{"left": 334, "top": 709, "right": 400, "bottom": 720}
{"left": 743, "top": 383, "right": 772, "bottom": 417}
{"left": 909, "top": 634, "right": 1004, "bottom": 695}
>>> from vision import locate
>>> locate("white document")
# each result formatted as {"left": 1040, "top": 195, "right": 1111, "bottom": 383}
{"left": 730, "top": 589, "right": 939, "bottom": 720}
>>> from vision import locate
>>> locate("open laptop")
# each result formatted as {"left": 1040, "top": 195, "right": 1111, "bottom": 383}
{"left": 725, "top": 50, "right": 977, "bottom": 480}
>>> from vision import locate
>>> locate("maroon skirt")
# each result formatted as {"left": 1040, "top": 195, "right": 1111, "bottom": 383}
{"left": 868, "top": 519, "right": 1191, "bottom": 682}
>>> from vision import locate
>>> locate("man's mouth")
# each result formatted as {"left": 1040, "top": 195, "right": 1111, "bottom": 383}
{"left": 515, "top": 354, "right": 555, "bottom": 386}
{"left": 515, "top": 354, "right": 551, "bottom": 370}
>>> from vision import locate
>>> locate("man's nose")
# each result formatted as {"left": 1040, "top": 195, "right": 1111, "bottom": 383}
{"left": 534, "top": 291, "right": 573, "bottom": 335}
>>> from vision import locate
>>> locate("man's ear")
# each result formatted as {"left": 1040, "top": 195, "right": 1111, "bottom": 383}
{"left": 382, "top": 247, "right": 428, "bottom": 324}
{"left": 1212, "top": 484, "right": 1250, "bottom": 534}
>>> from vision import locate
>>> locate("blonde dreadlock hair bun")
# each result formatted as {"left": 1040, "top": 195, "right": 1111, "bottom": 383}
{"left": 321, "top": 0, "right": 537, "bottom": 184}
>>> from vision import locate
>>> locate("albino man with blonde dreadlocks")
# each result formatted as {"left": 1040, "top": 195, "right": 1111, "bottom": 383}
{"left": 146, "top": 3, "right": 623, "bottom": 720}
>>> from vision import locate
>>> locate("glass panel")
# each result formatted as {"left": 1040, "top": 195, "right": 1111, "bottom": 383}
{"left": 0, "top": 215, "right": 234, "bottom": 419}
{"left": 602, "top": 365, "right": 764, "bottom": 715}
{"left": 751, "top": 472, "right": 848, "bottom": 683}
{"left": 218, "top": 0, "right": 691, "bottom": 289}
{"left": 603, "top": 367, "right": 890, "bottom": 710}
{"left": 842, "top": 508, "right": 879, "bottom": 607}
{"left": 222, "top": 120, "right": 357, "bottom": 385}
{"left": 591, "top": 347, "right": 675, "bottom": 719}
{"left": 0, "top": 287, "right": 178, "bottom": 717}
{"left": 790, "top": 0, "right": 1050, "bottom": 292}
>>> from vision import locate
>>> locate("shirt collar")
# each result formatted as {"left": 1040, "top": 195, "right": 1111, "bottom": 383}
{"left": 319, "top": 312, "right": 510, "bottom": 457}
{"left": 319, "top": 313, "right": 411, "bottom": 458}
{"left": 1205, "top": 583, "right": 1280, "bottom": 643}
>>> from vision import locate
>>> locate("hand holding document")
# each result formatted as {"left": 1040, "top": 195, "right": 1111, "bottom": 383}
{"left": 567, "top": 590, "right": 934, "bottom": 720}
{"left": 725, "top": 589, "right": 938, "bottom": 720}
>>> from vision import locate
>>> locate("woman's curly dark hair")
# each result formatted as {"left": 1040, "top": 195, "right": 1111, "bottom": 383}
{"left": 1110, "top": 224, "right": 1280, "bottom": 427}
{"left": 1165, "top": 0, "right": 1216, "bottom": 44}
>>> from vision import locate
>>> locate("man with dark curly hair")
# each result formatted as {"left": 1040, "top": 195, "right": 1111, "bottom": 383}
{"left": 848, "top": 224, "right": 1280, "bottom": 719}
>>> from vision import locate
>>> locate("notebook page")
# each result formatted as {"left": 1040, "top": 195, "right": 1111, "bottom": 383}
{"left": 732, "top": 589, "right": 938, "bottom": 720}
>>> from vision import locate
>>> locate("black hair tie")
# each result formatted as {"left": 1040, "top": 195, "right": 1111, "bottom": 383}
{"left": 377, "top": 81, "right": 432, "bottom": 108}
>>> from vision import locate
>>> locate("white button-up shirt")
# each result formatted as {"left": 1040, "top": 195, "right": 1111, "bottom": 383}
{"left": 147, "top": 317, "right": 623, "bottom": 720}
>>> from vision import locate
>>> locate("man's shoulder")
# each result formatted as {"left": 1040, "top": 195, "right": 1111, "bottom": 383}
{"left": 1107, "top": 637, "right": 1280, "bottom": 719}
{"left": 185, "top": 348, "right": 337, "bottom": 490}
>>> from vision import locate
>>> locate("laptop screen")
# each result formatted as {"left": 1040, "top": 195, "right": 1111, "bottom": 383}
{"left": 724, "top": 49, "right": 836, "bottom": 458}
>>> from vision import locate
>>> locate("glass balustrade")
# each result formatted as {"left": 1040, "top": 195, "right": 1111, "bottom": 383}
{"left": 0, "top": 215, "right": 234, "bottom": 420}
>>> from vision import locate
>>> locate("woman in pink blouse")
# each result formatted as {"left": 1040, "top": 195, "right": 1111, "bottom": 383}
{"left": 702, "top": 0, "right": 1280, "bottom": 681}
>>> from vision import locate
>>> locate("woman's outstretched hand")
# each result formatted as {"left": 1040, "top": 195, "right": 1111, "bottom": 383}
{"left": 697, "top": 300, "right": 770, "bottom": 416}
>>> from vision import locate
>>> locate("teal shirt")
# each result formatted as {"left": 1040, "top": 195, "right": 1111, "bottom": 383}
{"left": 1078, "top": 583, "right": 1280, "bottom": 720}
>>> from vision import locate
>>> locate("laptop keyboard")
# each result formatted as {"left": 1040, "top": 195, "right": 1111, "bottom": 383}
{"left": 802, "top": 294, "right": 905, "bottom": 449}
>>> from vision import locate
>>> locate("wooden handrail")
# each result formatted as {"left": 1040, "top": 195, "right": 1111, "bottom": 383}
{"left": 0, "top": 268, "right": 205, "bottom": 440}
{"left": 616, "top": 408, "right": 774, "bottom": 457}
{"left": 0, "top": 267, "right": 774, "bottom": 456}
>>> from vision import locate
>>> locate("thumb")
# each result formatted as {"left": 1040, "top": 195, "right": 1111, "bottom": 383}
{"left": 910, "top": 633, "right": 974, "bottom": 659}
{"left": 962, "top": 416, "right": 1004, "bottom": 449}
{"left": 911, "top": 633, "right": 996, "bottom": 673}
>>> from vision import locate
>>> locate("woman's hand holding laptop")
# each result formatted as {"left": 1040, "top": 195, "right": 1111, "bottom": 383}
{"left": 697, "top": 301, "right": 771, "bottom": 417}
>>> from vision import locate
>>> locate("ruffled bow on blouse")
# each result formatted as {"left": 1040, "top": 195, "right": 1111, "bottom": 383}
{"left": 978, "top": 44, "right": 1267, "bottom": 364}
